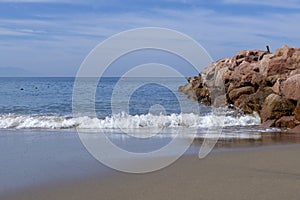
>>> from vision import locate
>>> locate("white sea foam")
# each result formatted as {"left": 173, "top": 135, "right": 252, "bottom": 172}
{"left": 0, "top": 112, "right": 261, "bottom": 130}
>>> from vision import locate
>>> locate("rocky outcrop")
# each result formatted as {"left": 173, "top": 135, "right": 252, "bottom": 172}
{"left": 179, "top": 45, "right": 300, "bottom": 129}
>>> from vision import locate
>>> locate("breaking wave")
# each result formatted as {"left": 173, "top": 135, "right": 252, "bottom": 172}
{"left": 0, "top": 112, "right": 261, "bottom": 130}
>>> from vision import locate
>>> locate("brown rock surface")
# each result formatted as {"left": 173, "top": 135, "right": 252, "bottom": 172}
{"left": 289, "top": 125, "right": 300, "bottom": 133}
{"left": 282, "top": 74, "right": 300, "bottom": 101}
{"left": 237, "top": 87, "right": 274, "bottom": 115}
{"left": 271, "top": 79, "right": 283, "bottom": 95}
{"left": 179, "top": 45, "right": 300, "bottom": 128}
{"left": 275, "top": 116, "right": 299, "bottom": 129}
{"left": 228, "top": 86, "right": 255, "bottom": 102}
{"left": 260, "top": 120, "right": 276, "bottom": 128}
{"left": 294, "top": 101, "right": 300, "bottom": 121}
{"left": 260, "top": 94, "right": 295, "bottom": 122}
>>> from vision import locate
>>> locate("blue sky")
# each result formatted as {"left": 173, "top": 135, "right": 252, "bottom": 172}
{"left": 1, "top": 0, "right": 300, "bottom": 76}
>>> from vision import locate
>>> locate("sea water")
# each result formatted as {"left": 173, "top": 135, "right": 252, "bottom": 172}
{"left": 0, "top": 77, "right": 262, "bottom": 132}
{"left": 0, "top": 76, "right": 274, "bottom": 157}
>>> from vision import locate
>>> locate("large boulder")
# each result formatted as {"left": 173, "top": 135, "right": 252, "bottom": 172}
{"left": 282, "top": 74, "right": 300, "bottom": 101}
{"left": 271, "top": 78, "right": 284, "bottom": 95}
{"left": 276, "top": 45, "right": 300, "bottom": 70}
{"left": 275, "top": 116, "right": 299, "bottom": 129}
{"left": 239, "top": 87, "right": 274, "bottom": 114}
{"left": 228, "top": 86, "right": 255, "bottom": 103}
{"left": 260, "top": 94, "right": 295, "bottom": 123}
{"left": 266, "top": 57, "right": 290, "bottom": 77}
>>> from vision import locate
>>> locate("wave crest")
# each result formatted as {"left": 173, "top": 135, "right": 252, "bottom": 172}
{"left": 0, "top": 112, "right": 261, "bottom": 130}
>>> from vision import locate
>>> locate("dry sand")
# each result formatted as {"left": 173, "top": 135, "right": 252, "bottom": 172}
{"left": 3, "top": 145, "right": 300, "bottom": 200}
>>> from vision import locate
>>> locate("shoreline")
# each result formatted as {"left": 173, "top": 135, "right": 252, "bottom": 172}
{"left": 2, "top": 143, "right": 300, "bottom": 200}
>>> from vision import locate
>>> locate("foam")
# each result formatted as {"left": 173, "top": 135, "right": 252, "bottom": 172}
{"left": 0, "top": 112, "right": 261, "bottom": 130}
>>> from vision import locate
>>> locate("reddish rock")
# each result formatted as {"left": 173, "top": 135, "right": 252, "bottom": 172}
{"left": 236, "top": 61, "right": 253, "bottom": 75}
{"left": 290, "top": 69, "right": 300, "bottom": 77}
{"left": 275, "top": 45, "right": 295, "bottom": 58}
{"left": 260, "top": 94, "right": 295, "bottom": 123}
{"left": 271, "top": 78, "right": 283, "bottom": 95}
{"left": 239, "top": 87, "right": 274, "bottom": 114}
{"left": 275, "top": 116, "right": 299, "bottom": 129}
{"left": 262, "top": 46, "right": 300, "bottom": 78}
{"left": 227, "top": 81, "right": 240, "bottom": 93}
{"left": 178, "top": 83, "right": 192, "bottom": 93}
{"left": 238, "top": 103, "right": 254, "bottom": 114}
{"left": 264, "top": 75, "right": 280, "bottom": 87}
{"left": 228, "top": 86, "right": 255, "bottom": 102}
{"left": 260, "top": 120, "right": 276, "bottom": 128}
{"left": 259, "top": 54, "right": 274, "bottom": 76}
{"left": 289, "top": 125, "right": 300, "bottom": 133}
{"left": 234, "top": 94, "right": 249, "bottom": 108}
{"left": 266, "top": 57, "right": 290, "bottom": 77}
{"left": 282, "top": 74, "right": 300, "bottom": 101}
{"left": 250, "top": 73, "right": 264, "bottom": 88}
{"left": 279, "top": 46, "right": 300, "bottom": 70}
{"left": 179, "top": 45, "right": 300, "bottom": 129}
{"left": 294, "top": 101, "right": 300, "bottom": 121}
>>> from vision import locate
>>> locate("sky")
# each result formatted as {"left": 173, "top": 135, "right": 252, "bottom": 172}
{"left": 0, "top": 0, "right": 300, "bottom": 76}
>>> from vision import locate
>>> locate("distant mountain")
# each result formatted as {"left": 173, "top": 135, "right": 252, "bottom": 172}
{"left": 0, "top": 67, "right": 37, "bottom": 77}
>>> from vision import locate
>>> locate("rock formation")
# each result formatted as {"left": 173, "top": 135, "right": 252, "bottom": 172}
{"left": 179, "top": 45, "right": 300, "bottom": 130}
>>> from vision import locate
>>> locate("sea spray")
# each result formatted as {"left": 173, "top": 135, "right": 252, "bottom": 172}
{"left": 0, "top": 111, "right": 261, "bottom": 130}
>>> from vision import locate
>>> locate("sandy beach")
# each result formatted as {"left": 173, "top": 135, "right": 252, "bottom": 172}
{"left": 2, "top": 143, "right": 300, "bottom": 200}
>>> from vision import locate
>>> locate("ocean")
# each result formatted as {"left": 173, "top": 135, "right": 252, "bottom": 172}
{"left": 0, "top": 77, "right": 263, "bottom": 132}
{"left": 1, "top": 76, "right": 288, "bottom": 157}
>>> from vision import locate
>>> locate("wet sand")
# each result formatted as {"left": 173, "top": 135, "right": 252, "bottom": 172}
{"left": 2, "top": 144, "right": 300, "bottom": 200}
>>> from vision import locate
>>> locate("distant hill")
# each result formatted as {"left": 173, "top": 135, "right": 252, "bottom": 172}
{"left": 0, "top": 67, "right": 37, "bottom": 77}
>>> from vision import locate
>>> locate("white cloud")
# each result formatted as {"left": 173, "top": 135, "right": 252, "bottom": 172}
{"left": 222, "top": 0, "right": 300, "bottom": 9}
{"left": 0, "top": 28, "right": 29, "bottom": 36}
{"left": 0, "top": 26, "right": 47, "bottom": 36}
